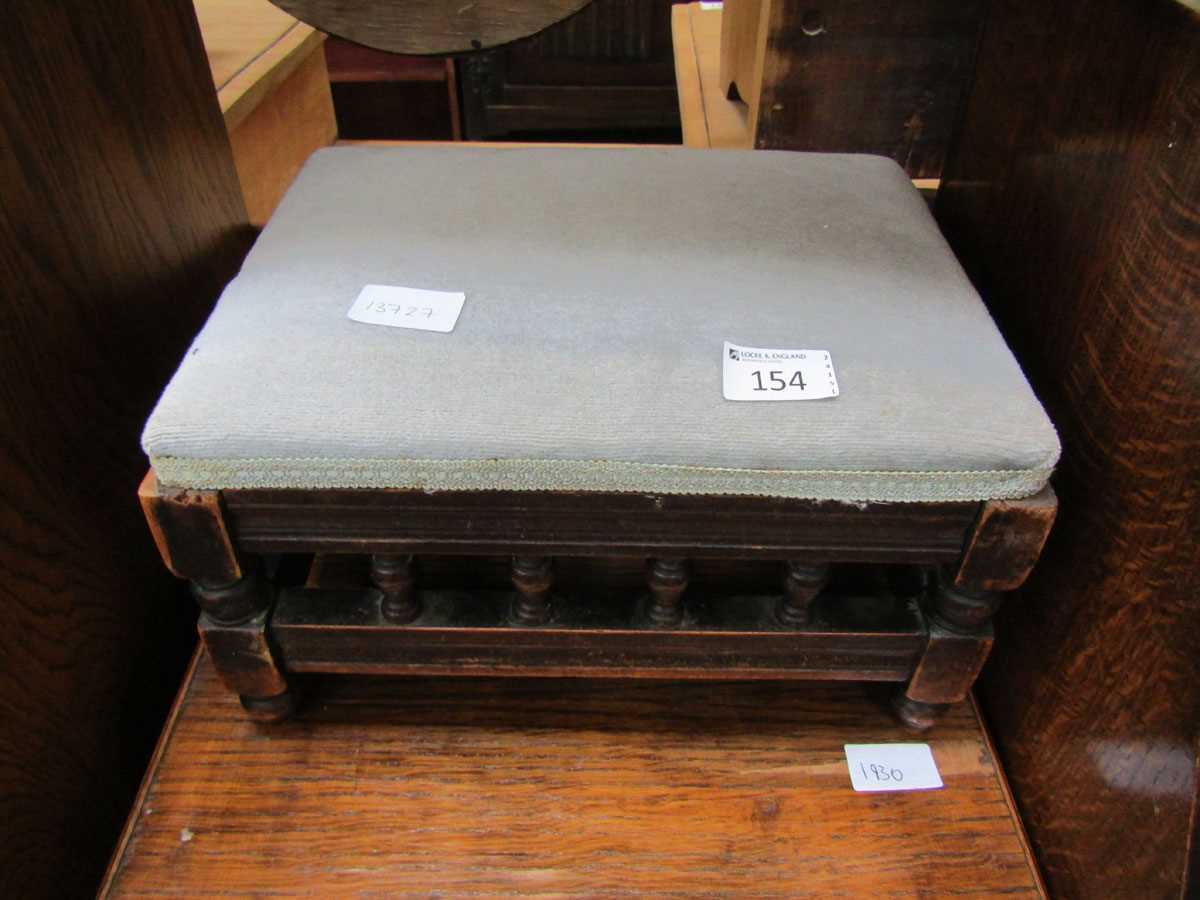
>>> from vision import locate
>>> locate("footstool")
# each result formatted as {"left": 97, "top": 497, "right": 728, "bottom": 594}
{"left": 140, "top": 146, "right": 1058, "bottom": 728}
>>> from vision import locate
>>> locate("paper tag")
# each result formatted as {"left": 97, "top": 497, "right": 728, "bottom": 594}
{"left": 845, "top": 744, "right": 943, "bottom": 792}
{"left": 348, "top": 284, "right": 465, "bottom": 333}
{"left": 699, "top": 2, "right": 723, "bottom": 9}
{"left": 722, "top": 342, "right": 838, "bottom": 401}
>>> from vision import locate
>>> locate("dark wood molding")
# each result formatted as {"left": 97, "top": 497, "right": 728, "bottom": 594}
{"left": 221, "top": 487, "right": 981, "bottom": 561}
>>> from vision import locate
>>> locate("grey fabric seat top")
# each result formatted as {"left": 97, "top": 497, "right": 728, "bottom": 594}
{"left": 142, "top": 146, "right": 1059, "bottom": 502}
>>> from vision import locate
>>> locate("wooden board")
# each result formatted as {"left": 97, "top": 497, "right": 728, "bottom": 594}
{"left": 226, "top": 45, "right": 337, "bottom": 224}
{"left": 672, "top": 3, "right": 752, "bottom": 148}
{"left": 719, "top": 0, "right": 767, "bottom": 137}
{"left": 101, "top": 652, "right": 1045, "bottom": 897}
{"left": 195, "top": 0, "right": 337, "bottom": 224}
{"left": 195, "top": 0, "right": 324, "bottom": 130}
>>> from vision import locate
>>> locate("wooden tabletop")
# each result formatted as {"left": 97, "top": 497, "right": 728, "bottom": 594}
{"left": 102, "top": 649, "right": 1042, "bottom": 896}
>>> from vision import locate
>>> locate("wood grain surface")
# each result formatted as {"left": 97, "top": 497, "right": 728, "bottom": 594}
{"left": 714, "top": 0, "right": 984, "bottom": 177}
{"left": 0, "top": 1, "right": 252, "bottom": 896}
{"left": 270, "top": 0, "right": 592, "bottom": 55}
{"left": 102, "top": 652, "right": 1044, "bottom": 897}
{"left": 936, "top": 0, "right": 1200, "bottom": 896}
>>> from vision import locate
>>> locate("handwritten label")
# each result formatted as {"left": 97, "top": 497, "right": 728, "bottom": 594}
{"left": 348, "top": 284, "right": 465, "bottom": 333}
{"left": 844, "top": 743, "right": 943, "bottom": 792}
{"left": 722, "top": 342, "right": 839, "bottom": 401}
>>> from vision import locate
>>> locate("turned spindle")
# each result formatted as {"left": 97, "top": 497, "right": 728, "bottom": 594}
{"left": 192, "top": 565, "right": 271, "bottom": 625}
{"left": 776, "top": 561, "right": 830, "bottom": 627}
{"left": 510, "top": 555, "right": 553, "bottom": 625}
{"left": 932, "top": 573, "right": 1003, "bottom": 633}
{"left": 646, "top": 557, "right": 688, "bottom": 628}
{"left": 372, "top": 554, "right": 419, "bottom": 623}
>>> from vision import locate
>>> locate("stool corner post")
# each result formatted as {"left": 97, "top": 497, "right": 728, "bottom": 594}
{"left": 953, "top": 485, "right": 1058, "bottom": 594}
{"left": 138, "top": 467, "right": 241, "bottom": 585}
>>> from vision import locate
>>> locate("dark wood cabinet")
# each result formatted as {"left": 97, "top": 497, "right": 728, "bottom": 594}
{"left": 459, "top": 0, "right": 681, "bottom": 140}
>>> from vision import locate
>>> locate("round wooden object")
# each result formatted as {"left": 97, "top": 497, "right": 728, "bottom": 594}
{"left": 269, "top": 0, "right": 593, "bottom": 55}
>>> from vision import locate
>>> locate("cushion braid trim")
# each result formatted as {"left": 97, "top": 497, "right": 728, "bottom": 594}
{"left": 150, "top": 455, "right": 1053, "bottom": 502}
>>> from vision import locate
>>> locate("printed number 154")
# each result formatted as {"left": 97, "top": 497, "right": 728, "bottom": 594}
{"left": 751, "top": 369, "right": 807, "bottom": 391}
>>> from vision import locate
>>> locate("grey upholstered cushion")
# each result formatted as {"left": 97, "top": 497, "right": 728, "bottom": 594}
{"left": 142, "top": 146, "right": 1059, "bottom": 501}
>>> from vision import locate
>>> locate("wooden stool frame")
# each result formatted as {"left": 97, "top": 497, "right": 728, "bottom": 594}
{"left": 140, "top": 470, "right": 1055, "bottom": 729}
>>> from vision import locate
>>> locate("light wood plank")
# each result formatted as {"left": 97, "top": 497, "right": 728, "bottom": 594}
{"left": 672, "top": 4, "right": 709, "bottom": 147}
{"left": 226, "top": 46, "right": 337, "bottom": 224}
{"left": 195, "top": 0, "right": 325, "bottom": 131}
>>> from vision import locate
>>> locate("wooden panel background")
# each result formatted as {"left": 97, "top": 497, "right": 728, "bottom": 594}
{"left": 754, "top": 0, "right": 985, "bottom": 178}
{"left": 0, "top": 1, "right": 251, "bottom": 895}
{"left": 935, "top": 0, "right": 1200, "bottom": 896}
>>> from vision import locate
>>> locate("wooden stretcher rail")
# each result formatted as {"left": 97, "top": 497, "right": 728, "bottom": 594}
{"left": 271, "top": 583, "right": 928, "bottom": 681}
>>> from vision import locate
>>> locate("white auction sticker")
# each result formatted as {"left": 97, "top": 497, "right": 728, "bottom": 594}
{"left": 844, "top": 743, "right": 943, "bottom": 792}
{"left": 348, "top": 284, "right": 466, "bottom": 333}
{"left": 722, "top": 342, "right": 838, "bottom": 401}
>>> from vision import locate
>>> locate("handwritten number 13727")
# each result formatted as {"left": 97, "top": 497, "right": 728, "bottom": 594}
{"left": 369, "top": 302, "right": 434, "bottom": 318}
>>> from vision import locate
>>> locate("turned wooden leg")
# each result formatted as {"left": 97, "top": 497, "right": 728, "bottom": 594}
{"left": 194, "top": 563, "right": 296, "bottom": 722}
{"left": 776, "top": 562, "right": 830, "bottom": 627}
{"left": 372, "top": 554, "right": 420, "bottom": 623}
{"left": 895, "top": 488, "right": 1058, "bottom": 730}
{"left": 896, "top": 569, "right": 1002, "bottom": 732}
{"left": 510, "top": 555, "right": 553, "bottom": 625}
{"left": 892, "top": 695, "right": 948, "bottom": 731}
{"left": 646, "top": 557, "right": 688, "bottom": 628}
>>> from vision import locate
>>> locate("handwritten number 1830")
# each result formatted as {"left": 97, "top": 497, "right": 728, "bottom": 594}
{"left": 751, "top": 369, "right": 807, "bottom": 392}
